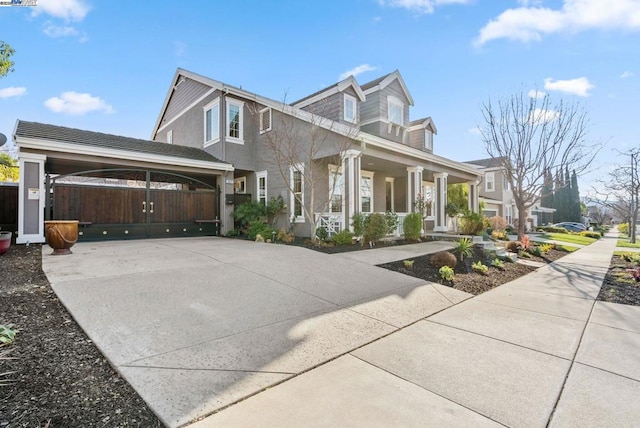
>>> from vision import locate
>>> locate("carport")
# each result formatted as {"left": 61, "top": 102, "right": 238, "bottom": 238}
{"left": 13, "top": 120, "right": 234, "bottom": 244}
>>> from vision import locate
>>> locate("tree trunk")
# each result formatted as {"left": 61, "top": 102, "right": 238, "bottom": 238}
{"left": 517, "top": 202, "right": 527, "bottom": 240}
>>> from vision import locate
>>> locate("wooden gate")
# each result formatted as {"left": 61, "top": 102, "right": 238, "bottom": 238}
{"left": 49, "top": 169, "right": 219, "bottom": 241}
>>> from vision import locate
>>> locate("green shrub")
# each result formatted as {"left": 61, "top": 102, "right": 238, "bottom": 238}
{"left": 618, "top": 223, "right": 629, "bottom": 236}
{"left": 364, "top": 213, "right": 388, "bottom": 244}
{"left": 528, "top": 246, "right": 542, "bottom": 257}
{"left": 453, "top": 238, "right": 473, "bottom": 261}
{"left": 458, "top": 210, "right": 485, "bottom": 235}
{"left": 540, "top": 243, "right": 554, "bottom": 254}
{"left": 351, "top": 213, "right": 367, "bottom": 237}
{"left": 439, "top": 265, "right": 455, "bottom": 282}
{"left": 538, "top": 226, "right": 569, "bottom": 234}
{"left": 580, "top": 231, "right": 601, "bottom": 239}
{"left": 0, "top": 325, "right": 17, "bottom": 345}
{"left": 519, "top": 251, "right": 531, "bottom": 258}
{"left": 491, "top": 258, "right": 505, "bottom": 270}
{"left": 233, "top": 200, "right": 266, "bottom": 233}
{"left": 266, "top": 195, "right": 286, "bottom": 227}
{"left": 384, "top": 211, "right": 399, "bottom": 235}
{"left": 247, "top": 222, "right": 273, "bottom": 241}
{"left": 315, "top": 226, "right": 329, "bottom": 241}
{"left": 403, "top": 260, "right": 414, "bottom": 269}
{"left": 331, "top": 230, "right": 354, "bottom": 245}
{"left": 472, "top": 261, "right": 489, "bottom": 275}
{"left": 403, "top": 212, "right": 423, "bottom": 241}
{"left": 431, "top": 251, "right": 457, "bottom": 269}
{"left": 225, "top": 229, "right": 239, "bottom": 237}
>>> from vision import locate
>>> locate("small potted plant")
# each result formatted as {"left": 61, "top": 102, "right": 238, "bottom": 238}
{"left": 0, "top": 231, "right": 11, "bottom": 256}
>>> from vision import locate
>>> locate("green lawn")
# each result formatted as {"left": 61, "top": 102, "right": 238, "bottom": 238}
{"left": 616, "top": 239, "right": 640, "bottom": 248}
{"left": 540, "top": 233, "right": 597, "bottom": 246}
{"left": 557, "top": 244, "right": 580, "bottom": 252}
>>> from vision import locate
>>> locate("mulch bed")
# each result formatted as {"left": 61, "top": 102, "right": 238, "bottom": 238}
{"left": 597, "top": 254, "right": 640, "bottom": 306}
{"left": 0, "top": 244, "right": 163, "bottom": 428}
{"left": 379, "top": 247, "right": 570, "bottom": 295}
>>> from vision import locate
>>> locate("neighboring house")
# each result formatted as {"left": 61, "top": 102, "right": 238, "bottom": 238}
{"left": 13, "top": 68, "right": 482, "bottom": 243}
{"left": 151, "top": 68, "right": 482, "bottom": 237}
{"left": 465, "top": 157, "right": 554, "bottom": 230}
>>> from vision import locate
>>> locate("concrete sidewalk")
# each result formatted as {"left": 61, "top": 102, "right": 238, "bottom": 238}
{"left": 192, "top": 234, "right": 640, "bottom": 428}
{"left": 332, "top": 240, "right": 455, "bottom": 265}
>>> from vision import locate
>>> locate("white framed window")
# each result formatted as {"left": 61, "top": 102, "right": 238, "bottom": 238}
{"left": 234, "top": 176, "right": 246, "bottom": 194}
{"left": 203, "top": 98, "right": 220, "bottom": 147}
{"left": 424, "top": 130, "right": 433, "bottom": 151}
{"left": 256, "top": 171, "right": 267, "bottom": 205}
{"left": 483, "top": 209, "right": 498, "bottom": 218}
{"left": 360, "top": 171, "right": 374, "bottom": 213}
{"left": 503, "top": 175, "right": 510, "bottom": 191}
{"left": 385, "top": 177, "right": 395, "bottom": 212}
{"left": 485, "top": 172, "right": 495, "bottom": 192}
{"left": 343, "top": 94, "right": 357, "bottom": 123}
{"left": 290, "top": 164, "right": 305, "bottom": 223}
{"left": 166, "top": 130, "right": 173, "bottom": 144}
{"left": 387, "top": 96, "right": 404, "bottom": 126}
{"left": 226, "top": 98, "right": 244, "bottom": 143}
{"left": 505, "top": 205, "right": 513, "bottom": 225}
{"left": 328, "top": 165, "right": 343, "bottom": 213}
{"left": 259, "top": 107, "right": 272, "bottom": 134}
{"left": 422, "top": 182, "right": 435, "bottom": 218}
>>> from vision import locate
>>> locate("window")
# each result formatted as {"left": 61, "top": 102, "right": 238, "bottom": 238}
{"left": 387, "top": 96, "right": 404, "bottom": 126}
{"left": 360, "top": 171, "right": 374, "bottom": 213}
{"left": 424, "top": 130, "right": 433, "bottom": 151}
{"left": 343, "top": 94, "right": 356, "bottom": 123}
{"left": 503, "top": 175, "right": 510, "bottom": 191}
{"left": 234, "top": 176, "right": 246, "bottom": 194}
{"left": 203, "top": 98, "right": 220, "bottom": 146}
{"left": 385, "top": 178, "right": 395, "bottom": 212}
{"left": 422, "top": 182, "right": 434, "bottom": 217}
{"left": 259, "top": 107, "right": 272, "bottom": 134}
{"left": 485, "top": 172, "right": 495, "bottom": 192}
{"left": 256, "top": 171, "right": 267, "bottom": 205}
{"left": 226, "top": 98, "right": 244, "bottom": 143}
{"left": 167, "top": 130, "right": 173, "bottom": 145}
{"left": 329, "top": 166, "right": 343, "bottom": 213}
{"left": 290, "top": 164, "right": 304, "bottom": 223}
{"left": 505, "top": 205, "right": 513, "bottom": 225}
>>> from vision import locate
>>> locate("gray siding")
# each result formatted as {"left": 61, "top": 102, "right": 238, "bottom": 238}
{"left": 360, "top": 80, "right": 410, "bottom": 144}
{"left": 409, "top": 128, "right": 425, "bottom": 151}
{"left": 301, "top": 88, "right": 360, "bottom": 126}
{"left": 360, "top": 91, "right": 380, "bottom": 123}
{"left": 160, "top": 78, "right": 211, "bottom": 128}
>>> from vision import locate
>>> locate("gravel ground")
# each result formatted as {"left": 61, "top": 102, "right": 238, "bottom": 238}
{"left": 597, "top": 254, "right": 640, "bottom": 306}
{"left": 0, "top": 244, "right": 163, "bottom": 428}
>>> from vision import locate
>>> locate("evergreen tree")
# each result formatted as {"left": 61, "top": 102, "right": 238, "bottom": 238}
{"left": 554, "top": 168, "right": 566, "bottom": 222}
{"left": 570, "top": 170, "right": 581, "bottom": 222}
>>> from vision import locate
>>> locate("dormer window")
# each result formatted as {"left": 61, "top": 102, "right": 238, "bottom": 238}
{"left": 344, "top": 94, "right": 357, "bottom": 123}
{"left": 388, "top": 96, "right": 404, "bottom": 126}
{"left": 425, "top": 129, "right": 433, "bottom": 151}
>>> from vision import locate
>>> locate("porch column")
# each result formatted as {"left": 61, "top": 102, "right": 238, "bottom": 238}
{"left": 434, "top": 172, "right": 448, "bottom": 232}
{"left": 468, "top": 180, "right": 479, "bottom": 212}
{"left": 406, "top": 166, "right": 423, "bottom": 212}
{"left": 17, "top": 152, "right": 46, "bottom": 244}
{"left": 343, "top": 149, "right": 361, "bottom": 232}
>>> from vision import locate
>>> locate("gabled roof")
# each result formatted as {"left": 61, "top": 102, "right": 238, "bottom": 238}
{"left": 409, "top": 117, "right": 437, "bottom": 134}
{"left": 361, "top": 70, "right": 414, "bottom": 106}
{"left": 15, "top": 120, "right": 226, "bottom": 164}
{"left": 464, "top": 157, "right": 507, "bottom": 169}
{"left": 151, "top": 68, "right": 358, "bottom": 140}
{"left": 291, "top": 75, "right": 366, "bottom": 108}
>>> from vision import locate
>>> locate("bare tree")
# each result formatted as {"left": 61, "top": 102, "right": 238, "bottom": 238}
{"left": 591, "top": 148, "right": 640, "bottom": 242}
{"left": 260, "top": 100, "right": 356, "bottom": 240}
{"left": 480, "top": 92, "right": 597, "bottom": 239}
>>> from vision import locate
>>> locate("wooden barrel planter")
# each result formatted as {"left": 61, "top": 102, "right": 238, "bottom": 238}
{"left": 45, "top": 220, "right": 79, "bottom": 255}
{"left": 0, "top": 231, "right": 11, "bottom": 256}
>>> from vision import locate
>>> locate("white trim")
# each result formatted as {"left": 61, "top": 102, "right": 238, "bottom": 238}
{"left": 293, "top": 76, "right": 365, "bottom": 109}
{"left": 166, "top": 129, "right": 173, "bottom": 145}
{"left": 359, "top": 117, "right": 390, "bottom": 127}
{"left": 385, "top": 177, "right": 395, "bottom": 212}
{"left": 203, "top": 97, "right": 220, "bottom": 147}
{"left": 290, "top": 163, "right": 305, "bottom": 223}
{"left": 15, "top": 136, "right": 234, "bottom": 172}
{"left": 259, "top": 107, "right": 272, "bottom": 134}
{"left": 343, "top": 93, "right": 357, "bottom": 124}
{"left": 328, "top": 164, "right": 344, "bottom": 214}
{"left": 17, "top": 152, "right": 46, "bottom": 244}
{"left": 485, "top": 171, "right": 495, "bottom": 192}
{"left": 424, "top": 129, "right": 433, "bottom": 151}
{"left": 362, "top": 70, "right": 414, "bottom": 105}
{"left": 156, "top": 88, "right": 216, "bottom": 134}
{"left": 256, "top": 170, "right": 267, "bottom": 204}
{"left": 408, "top": 117, "right": 438, "bottom": 134}
{"left": 360, "top": 170, "right": 374, "bottom": 213}
{"left": 226, "top": 97, "right": 245, "bottom": 144}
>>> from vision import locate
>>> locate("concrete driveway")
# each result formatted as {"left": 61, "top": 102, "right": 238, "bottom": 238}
{"left": 42, "top": 237, "right": 469, "bottom": 427}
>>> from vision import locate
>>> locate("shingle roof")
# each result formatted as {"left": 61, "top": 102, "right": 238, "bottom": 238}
{"left": 290, "top": 82, "right": 340, "bottom": 106}
{"left": 14, "top": 121, "right": 226, "bottom": 164}
{"left": 360, "top": 72, "right": 393, "bottom": 91}
{"left": 464, "top": 157, "right": 506, "bottom": 168}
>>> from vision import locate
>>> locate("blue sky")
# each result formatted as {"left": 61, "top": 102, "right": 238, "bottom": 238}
{"left": 1, "top": 0, "right": 639, "bottom": 194}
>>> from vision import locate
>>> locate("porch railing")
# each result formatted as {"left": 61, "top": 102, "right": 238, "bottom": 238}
{"left": 315, "top": 213, "right": 343, "bottom": 236}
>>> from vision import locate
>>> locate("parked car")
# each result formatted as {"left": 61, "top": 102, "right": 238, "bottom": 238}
{"left": 553, "top": 222, "right": 587, "bottom": 232}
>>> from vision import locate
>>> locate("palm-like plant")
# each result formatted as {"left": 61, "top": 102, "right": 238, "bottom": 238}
{"left": 453, "top": 238, "right": 473, "bottom": 261}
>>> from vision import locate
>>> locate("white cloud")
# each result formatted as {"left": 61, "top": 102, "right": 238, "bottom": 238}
{"left": 378, "top": 0, "right": 470, "bottom": 14}
{"left": 339, "top": 64, "right": 378, "bottom": 81}
{"left": 620, "top": 70, "right": 635, "bottom": 79}
{"left": 34, "top": 0, "right": 89, "bottom": 21}
{"left": 44, "top": 92, "right": 114, "bottom": 115}
{"left": 0, "top": 87, "right": 27, "bottom": 99}
{"left": 475, "top": 0, "right": 640, "bottom": 46}
{"left": 43, "top": 22, "right": 79, "bottom": 38}
{"left": 528, "top": 108, "right": 560, "bottom": 124}
{"left": 544, "top": 77, "right": 594, "bottom": 97}
{"left": 468, "top": 127, "right": 482, "bottom": 135}
{"left": 528, "top": 89, "right": 546, "bottom": 99}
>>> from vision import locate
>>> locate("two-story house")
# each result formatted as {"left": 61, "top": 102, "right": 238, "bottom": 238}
{"left": 13, "top": 69, "right": 482, "bottom": 243}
